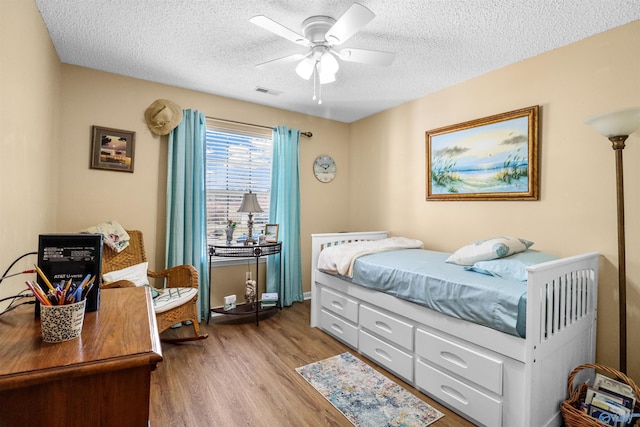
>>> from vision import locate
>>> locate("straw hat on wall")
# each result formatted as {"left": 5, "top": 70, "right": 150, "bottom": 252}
{"left": 144, "top": 99, "right": 183, "bottom": 135}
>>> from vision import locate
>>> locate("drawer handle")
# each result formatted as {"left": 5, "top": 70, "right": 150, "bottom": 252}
{"left": 441, "top": 385, "right": 468, "bottom": 405}
{"left": 330, "top": 323, "right": 343, "bottom": 334}
{"left": 440, "top": 351, "right": 468, "bottom": 369}
{"left": 374, "top": 348, "right": 392, "bottom": 362}
{"left": 375, "top": 321, "right": 392, "bottom": 334}
{"left": 330, "top": 301, "right": 344, "bottom": 311}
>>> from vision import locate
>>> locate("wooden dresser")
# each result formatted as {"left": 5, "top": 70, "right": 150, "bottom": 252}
{"left": 0, "top": 287, "right": 163, "bottom": 427}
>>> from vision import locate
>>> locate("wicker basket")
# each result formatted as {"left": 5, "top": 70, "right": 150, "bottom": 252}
{"left": 561, "top": 363, "right": 640, "bottom": 427}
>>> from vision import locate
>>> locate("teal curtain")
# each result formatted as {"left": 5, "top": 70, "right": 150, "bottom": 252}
{"left": 166, "top": 109, "right": 209, "bottom": 320}
{"left": 266, "top": 126, "right": 303, "bottom": 306}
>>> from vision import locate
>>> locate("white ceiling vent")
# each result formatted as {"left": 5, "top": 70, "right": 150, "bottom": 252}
{"left": 254, "top": 86, "right": 282, "bottom": 96}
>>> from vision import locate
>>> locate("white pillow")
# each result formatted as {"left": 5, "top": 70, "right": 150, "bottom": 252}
{"left": 446, "top": 237, "right": 534, "bottom": 266}
{"left": 464, "top": 250, "right": 558, "bottom": 281}
{"left": 102, "top": 262, "right": 149, "bottom": 287}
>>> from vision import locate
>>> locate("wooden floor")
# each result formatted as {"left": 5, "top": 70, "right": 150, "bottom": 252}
{"left": 151, "top": 300, "right": 476, "bottom": 427}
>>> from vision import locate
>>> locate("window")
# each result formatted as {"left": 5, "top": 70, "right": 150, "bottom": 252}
{"left": 205, "top": 121, "right": 272, "bottom": 245}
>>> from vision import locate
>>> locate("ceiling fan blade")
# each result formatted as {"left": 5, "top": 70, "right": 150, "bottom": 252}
{"left": 336, "top": 48, "right": 395, "bottom": 66}
{"left": 255, "top": 53, "right": 307, "bottom": 69}
{"left": 250, "top": 15, "right": 311, "bottom": 46}
{"left": 324, "top": 3, "right": 375, "bottom": 45}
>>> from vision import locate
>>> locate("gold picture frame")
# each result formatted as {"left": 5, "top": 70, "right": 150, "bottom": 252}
{"left": 265, "top": 224, "right": 279, "bottom": 243}
{"left": 426, "top": 106, "right": 539, "bottom": 201}
{"left": 90, "top": 125, "right": 136, "bottom": 173}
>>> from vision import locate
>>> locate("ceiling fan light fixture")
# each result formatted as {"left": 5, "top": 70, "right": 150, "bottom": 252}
{"left": 295, "top": 57, "right": 316, "bottom": 80}
{"left": 320, "top": 51, "right": 339, "bottom": 75}
{"left": 317, "top": 56, "right": 337, "bottom": 84}
{"left": 318, "top": 69, "right": 336, "bottom": 84}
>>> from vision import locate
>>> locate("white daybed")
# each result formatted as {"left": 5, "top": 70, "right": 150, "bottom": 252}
{"left": 310, "top": 231, "right": 598, "bottom": 427}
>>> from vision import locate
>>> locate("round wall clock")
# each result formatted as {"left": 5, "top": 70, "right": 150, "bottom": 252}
{"left": 313, "top": 155, "right": 336, "bottom": 183}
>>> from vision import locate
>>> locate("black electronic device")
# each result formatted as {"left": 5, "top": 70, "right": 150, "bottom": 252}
{"left": 36, "top": 233, "right": 103, "bottom": 315}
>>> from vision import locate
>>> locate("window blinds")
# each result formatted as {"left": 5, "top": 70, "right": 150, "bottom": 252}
{"left": 205, "top": 125, "right": 272, "bottom": 243}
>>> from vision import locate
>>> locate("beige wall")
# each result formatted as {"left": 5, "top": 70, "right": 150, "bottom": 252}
{"left": 2, "top": 0, "right": 639, "bottom": 381}
{"left": 57, "top": 66, "right": 350, "bottom": 307}
{"left": 0, "top": 0, "right": 61, "bottom": 309}
{"left": 349, "top": 21, "right": 640, "bottom": 380}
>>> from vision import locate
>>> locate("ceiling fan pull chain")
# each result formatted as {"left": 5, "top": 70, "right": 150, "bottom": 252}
{"left": 318, "top": 79, "right": 323, "bottom": 105}
{"left": 312, "top": 64, "right": 317, "bottom": 101}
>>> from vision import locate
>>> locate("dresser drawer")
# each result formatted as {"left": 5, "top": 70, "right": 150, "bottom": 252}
{"left": 415, "top": 328, "right": 503, "bottom": 395}
{"left": 416, "top": 359, "right": 502, "bottom": 427}
{"left": 360, "top": 304, "right": 413, "bottom": 351}
{"left": 319, "top": 309, "right": 358, "bottom": 348}
{"left": 320, "top": 287, "right": 358, "bottom": 323}
{"left": 359, "top": 329, "right": 413, "bottom": 382}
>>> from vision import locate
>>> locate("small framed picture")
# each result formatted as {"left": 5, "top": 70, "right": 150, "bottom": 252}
{"left": 90, "top": 125, "right": 136, "bottom": 173}
{"left": 265, "top": 224, "right": 279, "bottom": 243}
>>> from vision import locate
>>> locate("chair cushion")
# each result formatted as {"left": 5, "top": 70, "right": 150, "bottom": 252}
{"left": 153, "top": 287, "right": 197, "bottom": 314}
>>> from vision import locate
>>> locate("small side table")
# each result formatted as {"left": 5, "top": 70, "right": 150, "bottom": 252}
{"left": 207, "top": 242, "right": 282, "bottom": 325}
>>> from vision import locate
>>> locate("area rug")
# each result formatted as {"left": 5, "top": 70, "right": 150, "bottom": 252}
{"left": 296, "top": 352, "right": 444, "bottom": 427}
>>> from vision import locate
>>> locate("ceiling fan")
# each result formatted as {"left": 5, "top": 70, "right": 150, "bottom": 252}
{"left": 250, "top": 3, "right": 394, "bottom": 102}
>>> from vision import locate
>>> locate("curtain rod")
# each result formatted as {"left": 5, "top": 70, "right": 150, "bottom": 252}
{"left": 206, "top": 116, "right": 312, "bottom": 138}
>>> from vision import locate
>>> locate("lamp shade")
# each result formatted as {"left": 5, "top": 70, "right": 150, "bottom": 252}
{"left": 585, "top": 107, "right": 640, "bottom": 137}
{"left": 318, "top": 69, "right": 336, "bottom": 84}
{"left": 295, "top": 57, "right": 315, "bottom": 80}
{"left": 238, "top": 191, "right": 263, "bottom": 213}
{"left": 320, "top": 52, "right": 339, "bottom": 75}
{"left": 317, "top": 52, "right": 338, "bottom": 84}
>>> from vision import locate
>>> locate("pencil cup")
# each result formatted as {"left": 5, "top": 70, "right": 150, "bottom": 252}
{"left": 40, "top": 299, "right": 86, "bottom": 343}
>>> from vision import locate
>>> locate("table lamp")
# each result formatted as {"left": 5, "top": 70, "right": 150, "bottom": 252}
{"left": 238, "top": 190, "right": 263, "bottom": 245}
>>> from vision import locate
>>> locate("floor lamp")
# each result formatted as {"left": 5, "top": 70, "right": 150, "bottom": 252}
{"left": 585, "top": 107, "right": 640, "bottom": 374}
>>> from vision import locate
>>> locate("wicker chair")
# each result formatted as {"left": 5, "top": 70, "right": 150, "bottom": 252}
{"left": 101, "top": 230, "right": 208, "bottom": 343}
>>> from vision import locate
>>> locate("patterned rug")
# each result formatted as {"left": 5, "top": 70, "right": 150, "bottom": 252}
{"left": 296, "top": 352, "right": 444, "bottom": 427}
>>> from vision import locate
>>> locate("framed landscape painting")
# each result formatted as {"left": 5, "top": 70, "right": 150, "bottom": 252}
{"left": 426, "top": 106, "right": 539, "bottom": 201}
{"left": 90, "top": 125, "right": 136, "bottom": 173}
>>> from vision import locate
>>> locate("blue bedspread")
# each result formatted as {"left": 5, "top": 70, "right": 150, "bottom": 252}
{"left": 351, "top": 249, "right": 528, "bottom": 337}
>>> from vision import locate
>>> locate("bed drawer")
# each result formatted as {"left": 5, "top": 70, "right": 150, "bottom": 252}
{"left": 416, "top": 359, "right": 502, "bottom": 427}
{"left": 415, "top": 328, "right": 503, "bottom": 395}
{"left": 320, "top": 287, "right": 358, "bottom": 324}
{"left": 319, "top": 309, "right": 358, "bottom": 348}
{"left": 359, "top": 304, "right": 413, "bottom": 351}
{"left": 359, "top": 329, "right": 413, "bottom": 382}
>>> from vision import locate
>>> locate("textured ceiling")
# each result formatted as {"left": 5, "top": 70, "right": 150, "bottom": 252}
{"left": 35, "top": 1, "right": 640, "bottom": 123}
